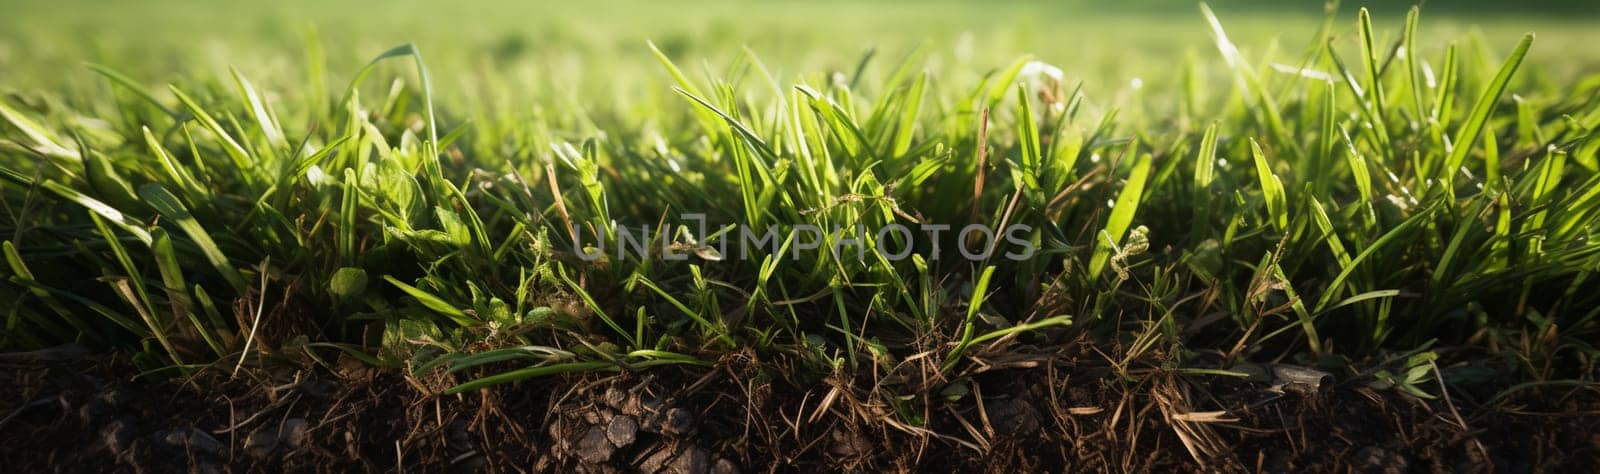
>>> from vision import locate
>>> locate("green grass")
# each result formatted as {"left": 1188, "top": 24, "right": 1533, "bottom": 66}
{"left": 1, "top": 0, "right": 1598, "bottom": 411}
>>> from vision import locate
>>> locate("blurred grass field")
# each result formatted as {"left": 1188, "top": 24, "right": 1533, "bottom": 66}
{"left": 6, "top": 1, "right": 1600, "bottom": 102}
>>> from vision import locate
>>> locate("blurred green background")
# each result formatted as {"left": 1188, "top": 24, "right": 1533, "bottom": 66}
{"left": 2, "top": 1, "right": 1597, "bottom": 117}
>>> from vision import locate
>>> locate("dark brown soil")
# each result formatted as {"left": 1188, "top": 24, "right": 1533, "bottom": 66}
{"left": 2, "top": 345, "right": 1597, "bottom": 473}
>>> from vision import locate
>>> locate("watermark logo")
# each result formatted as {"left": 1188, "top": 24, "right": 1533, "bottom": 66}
{"left": 573, "top": 213, "right": 1035, "bottom": 262}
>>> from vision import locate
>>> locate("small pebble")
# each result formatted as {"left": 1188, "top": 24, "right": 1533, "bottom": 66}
{"left": 1354, "top": 446, "right": 1409, "bottom": 474}
{"left": 984, "top": 397, "right": 1042, "bottom": 436}
{"left": 661, "top": 408, "right": 693, "bottom": 436}
{"left": 577, "top": 426, "right": 616, "bottom": 463}
{"left": 163, "top": 428, "right": 224, "bottom": 455}
{"left": 445, "top": 418, "right": 472, "bottom": 450}
{"left": 603, "top": 387, "right": 628, "bottom": 409}
{"left": 712, "top": 458, "right": 740, "bottom": 474}
{"left": 297, "top": 378, "right": 340, "bottom": 399}
{"left": 606, "top": 415, "right": 638, "bottom": 447}
{"left": 99, "top": 419, "right": 135, "bottom": 456}
{"left": 281, "top": 418, "right": 310, "bottom": 449}
{"left": 96, "top": 386, "right": 132, "bottom": 408}
{"left": 244, "top": 427, "right": 279, "bottom": 458}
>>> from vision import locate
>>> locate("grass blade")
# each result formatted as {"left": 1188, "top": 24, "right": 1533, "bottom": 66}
{"left": 1440, "top": 33, "right": 1533, "bottom": 196}
{"left": 1088, "top": 146, "right": 1152, "bottom": 281}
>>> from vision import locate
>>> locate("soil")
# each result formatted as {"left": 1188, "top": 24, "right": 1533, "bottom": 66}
{"left": 2, "top": 345, "right": 1597, "bottom": 473}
